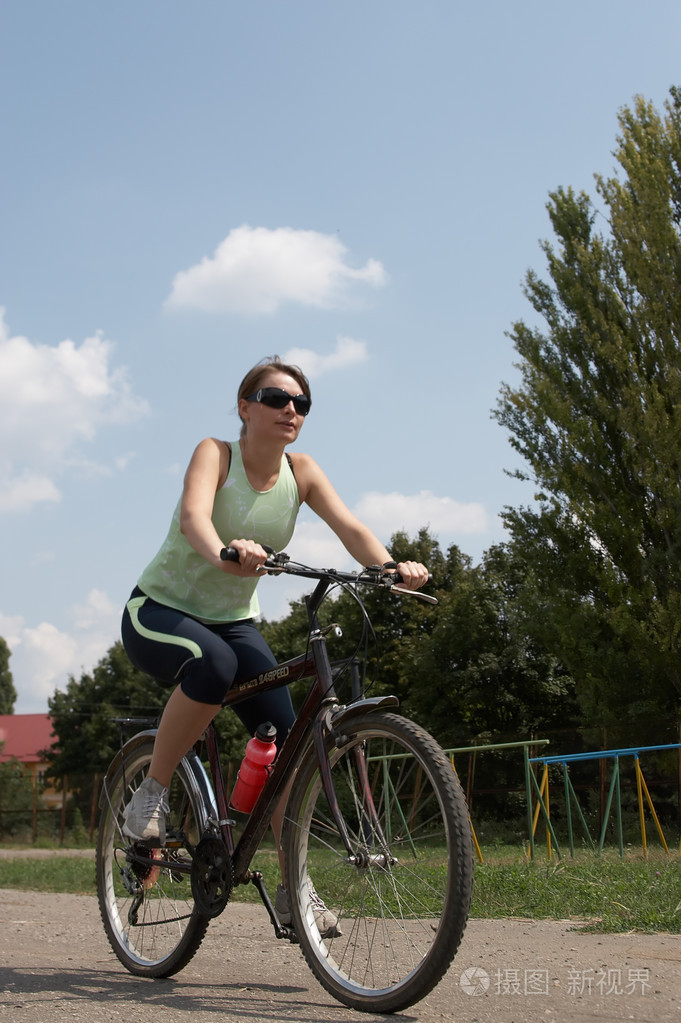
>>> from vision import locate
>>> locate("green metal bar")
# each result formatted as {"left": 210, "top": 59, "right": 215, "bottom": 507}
{"left": 380, "top": 752, "right": 420, "bottom": 857}
{"left": 564, "top": 769, "right": 596, "bottom": 852}
{"left": 615, "top": 762, "right": 623, "bottom": 856}
{"left": 562, "top": 763, "right": 574, "bottom": 857}
{"left": 598, "top": 759, "right": 620, "bottom": 854}
{"left": 367, "top": 737, "right": 551, "bottom": 859}
{"left": 445, "top": 739, "right": 551, "bottom": 755}
{"left": 525, "top": 745, "right": 535, "bottom": 859}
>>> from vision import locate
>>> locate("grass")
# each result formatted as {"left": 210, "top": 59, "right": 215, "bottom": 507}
{"left": 471, "top": 847, "right": 681, "bottom": 933}
{"left": 1, "top": 844, "right": 680, "bottom": 933}
{"left": 0, "top": 855, "right": 97, "bottom": 895}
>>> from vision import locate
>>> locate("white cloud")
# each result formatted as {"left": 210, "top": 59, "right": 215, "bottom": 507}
{"left": 354, "top": 491, "right": 488, "bottom": 537}
{"left": 164, "top": 225, "right": 387, "bottom": 315}
{"left": 283, "top": 336, "right": 368, "bottom": 379}
{"left": 0, "top": 612, "right": 25, "bottom": 649}
{"left": 2, "top": 590, "right": 121, "bottom": 714}
{"left": 114, "top": 452, "right": 136, "bottom": 471}
{"left": 0, "top": 308, "right": 149, "bottom": 512}
{"left": 285, "top": 518, "right": 350, "bottom": 569}
{"left": 0, "top": 472, "right": 61, "bottom": 513}
{"left": 20, "top": 624, "right": 79, "bottom": 697}
{"left": 30, "top": 550, "right": 56, "bottom": 567}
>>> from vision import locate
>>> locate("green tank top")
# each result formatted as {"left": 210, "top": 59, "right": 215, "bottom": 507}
{"left": 137, "top": 443, "right": 300, "bottom": 622}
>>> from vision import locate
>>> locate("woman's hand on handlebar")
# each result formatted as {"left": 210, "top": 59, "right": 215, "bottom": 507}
{"left": 220, "top": 539, "right": 271, "bottom": 577}
{"left": 394, "top": 561, "right": 430, "bottom": 591}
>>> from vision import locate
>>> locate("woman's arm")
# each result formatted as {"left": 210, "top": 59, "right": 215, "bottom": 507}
{"left": 291, "top": 452, "right": 429, "bottom": 589}
{"left": 179, "top": 438, "right": 268, "bottom": 577}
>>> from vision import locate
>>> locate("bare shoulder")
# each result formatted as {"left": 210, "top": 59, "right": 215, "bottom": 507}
{"left": 193, "top": 436, "right": 228, "bottom": 453}
{"left": 185, "top": 437, "right": 231, "bottom": 487}
{"left": 287, "top": 451, "right": 322, "bottom": 474}
{"left": 287, "top": 451, "right": 335, "bottom": 502}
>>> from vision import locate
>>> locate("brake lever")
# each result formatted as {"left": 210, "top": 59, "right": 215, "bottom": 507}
{"left": 264, "top": 551, "right": 290, "bottom": 574}
{"left": 390, "top": 586, "right": 439, "bottom": 606}
{"left": 363, "top": 566, "right": 439, "bottom": 605}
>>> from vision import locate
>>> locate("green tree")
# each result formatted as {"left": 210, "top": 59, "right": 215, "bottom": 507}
{"left": 399, "top": 543, "right": 577, "bottom": 747}
{"left": 264, "top": 529, "right": 579, "bottom": 754}
{"left": 494, "top": 87, "right": 681, "bottom": 742}
{"left": 0, "top": 637, "right": 17, "bottom": 714}
{"left": 47, "top": 642, "right": 168, "bottom": 778}
{"left": 261, "top": 528, "right": 448, "bottom": 709}
{"left": 47, "top": 642, "right": 251, "bottom": 789}
{"left": 0, "top": 756, "right": 35, "bottom": 838}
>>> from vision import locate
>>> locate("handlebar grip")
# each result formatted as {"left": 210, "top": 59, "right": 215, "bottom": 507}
{"left": 220, "top": 547, "right": 240, "bottom": 563}
{"left": 391, "top": 571, "right": 433, "bottom": 585}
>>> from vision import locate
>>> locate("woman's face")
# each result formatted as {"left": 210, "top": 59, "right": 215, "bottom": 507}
{"left": 239, "top": 370, "right": 309, "bottom": 444}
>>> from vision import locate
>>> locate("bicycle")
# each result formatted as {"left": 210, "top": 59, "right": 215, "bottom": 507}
{"left": 96, "top": 549, "right": 474, "bottom": 1014}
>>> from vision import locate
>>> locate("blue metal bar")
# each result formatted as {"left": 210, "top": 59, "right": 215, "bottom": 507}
{"left": 530, "top": 742, "right": 681, "bottom": 766}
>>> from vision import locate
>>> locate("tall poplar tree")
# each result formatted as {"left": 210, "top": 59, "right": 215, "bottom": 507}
{"left": 494, "top": 88, "right": 681, "bottom": 740}
{"left": 0, "top": 637, "right": 17, "bottom": 715}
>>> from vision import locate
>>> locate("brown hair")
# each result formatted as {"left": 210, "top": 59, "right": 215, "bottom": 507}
{"left": 237, "top": 355, "right": 311, "bottom": 436}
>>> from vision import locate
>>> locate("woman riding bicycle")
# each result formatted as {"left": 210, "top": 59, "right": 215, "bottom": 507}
{"left": 119, "top": 355, "right": 428, "bottom": 932}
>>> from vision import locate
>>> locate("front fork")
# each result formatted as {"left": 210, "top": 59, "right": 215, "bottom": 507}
{"left": 312, "top": 696, "right": 399, "bottom": 864}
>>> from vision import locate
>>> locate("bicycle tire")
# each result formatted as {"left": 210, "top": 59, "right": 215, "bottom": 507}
{"left": 96, "top": 734, "right": 211, "bottom": 977}
{"left": 281, "top": 711, "right": 473, "bottom": 1013}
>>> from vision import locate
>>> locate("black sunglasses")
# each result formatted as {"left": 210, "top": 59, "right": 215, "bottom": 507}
{"left": 245, "top": 387, "right": 311, "bottom": 416}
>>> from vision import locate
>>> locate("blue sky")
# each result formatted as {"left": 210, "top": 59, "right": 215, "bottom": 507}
{"left": 2, "top": 0, "right": 680, "bottom": 714}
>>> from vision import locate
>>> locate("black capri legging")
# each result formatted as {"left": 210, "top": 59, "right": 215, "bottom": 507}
{"left": 121, "top": 588, "right": 295, "bottom": 747}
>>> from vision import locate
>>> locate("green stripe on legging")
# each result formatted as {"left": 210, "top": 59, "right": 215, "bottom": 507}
{"left": 126, "top": 595, "right": 203, "bottom": 660}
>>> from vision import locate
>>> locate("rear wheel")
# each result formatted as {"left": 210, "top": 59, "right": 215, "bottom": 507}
{"left": 282, "top": 711, "right": 473, "bottom": 1013}
{"left": 96, "top": 734, "right": 211, "bottom": 977}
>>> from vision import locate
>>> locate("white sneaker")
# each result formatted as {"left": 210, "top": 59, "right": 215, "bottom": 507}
{"left": 275, "top": 879, "right": 342, "bottom": 938}
{"left": 122, "top": 776, "right": 169, "bottom": 845}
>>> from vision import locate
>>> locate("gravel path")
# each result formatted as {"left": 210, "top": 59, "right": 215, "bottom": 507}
{"left": 1, "top": 885, "right": 680, "bottom": 1023}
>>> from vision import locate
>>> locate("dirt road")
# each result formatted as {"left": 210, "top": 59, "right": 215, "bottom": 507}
{"left": 1, "top": 886, "right": 680, "bottom": 1023}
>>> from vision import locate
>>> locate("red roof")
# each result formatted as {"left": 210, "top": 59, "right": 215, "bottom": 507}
{"left": 0, "top": 714, "right": 56, "bottom": 763}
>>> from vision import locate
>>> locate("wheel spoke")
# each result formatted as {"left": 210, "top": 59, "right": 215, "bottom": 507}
{"left": 282, "top": 712, "right": 473, "bottom": 1013}
{"left": 96, "top": 737, "right": 211, "bottom": 977}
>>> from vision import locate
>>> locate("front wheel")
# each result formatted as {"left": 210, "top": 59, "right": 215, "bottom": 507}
{"left": 281, "top": 711, "right": 474, "bottom": 1013}
{"left": 96, "top": 734, "right": 211, "bottom": 977}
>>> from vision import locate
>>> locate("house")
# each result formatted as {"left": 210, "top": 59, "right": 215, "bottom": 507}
{"left": 0, "top": 713, "right": 61, "bottom": 807}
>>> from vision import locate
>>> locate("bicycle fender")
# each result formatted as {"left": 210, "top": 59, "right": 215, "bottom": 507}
{"left": 99, "top": 729, "right": 158, "bottom": 808}
{"left": 98, "top": 730, "right": 217, "bottom": 829}
{"left": 182, "top": 747, "right": 220, "bottom": 825}
{"left": 330, "top": 695, "right": 399, "bottom": 732}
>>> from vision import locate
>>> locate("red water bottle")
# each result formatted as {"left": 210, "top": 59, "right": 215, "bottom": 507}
{"left": 230, "top": 722, "right": 277, "bottom": 812}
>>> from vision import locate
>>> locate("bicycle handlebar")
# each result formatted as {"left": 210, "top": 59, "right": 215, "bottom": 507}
{"left": 219, "top": 546, "right": 437, "bottom": 603}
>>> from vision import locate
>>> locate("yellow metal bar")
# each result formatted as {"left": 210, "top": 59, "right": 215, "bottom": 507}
{"left": 526, "top": 762, "right": 562, "bottom": 859}
{"left": 636, "top": 759, "right": 670, "bottom": 855}
{"left": 635, "top": 757, "right": 648, "bottom": 857}
{"left": 530, "top": 765, "right": 551, "bottom": 860}
{"left": 531, "top": 765, "right": 548, "bottom": 835}
{"left": 451, "top": 756, "right": 484, "bottom": 863}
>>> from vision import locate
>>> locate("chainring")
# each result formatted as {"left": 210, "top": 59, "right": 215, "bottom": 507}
{"left": 191, "top": 834, "right": 234, "bottom": 918}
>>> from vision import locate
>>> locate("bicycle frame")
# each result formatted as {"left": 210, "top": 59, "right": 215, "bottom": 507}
{"left": 97, "top": 557, "right": 475, "bottom": 1012}
{"left": 196, "top": 575, "right": 397, "bottom": 885}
